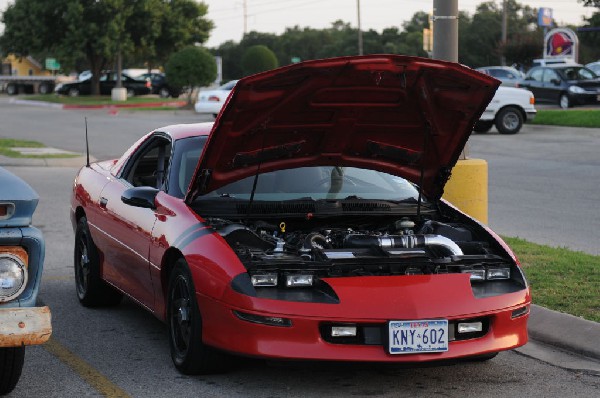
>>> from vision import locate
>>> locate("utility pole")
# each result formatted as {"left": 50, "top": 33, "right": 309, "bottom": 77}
{"left": 501, "top": 0, "right": 507, "bottom": 66}
{"left": 357, "top": 0, "right": 363, "bottom": 55}
{"left": 432, "top": 0, "right": 489, "bottom": 224}
{"left": 243, "top": 0, "right": 248, "bottom": 35}
{"left": 432, "top": 0, "right": 458, "bottom": 62}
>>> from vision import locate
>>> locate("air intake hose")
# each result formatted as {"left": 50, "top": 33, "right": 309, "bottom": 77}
{"left": 343, "top": 234, "right": 463, "bottom": 256}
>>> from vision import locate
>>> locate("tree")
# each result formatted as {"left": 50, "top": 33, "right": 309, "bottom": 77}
{"left": 0, "top": 0, "right": 213, "bottom": 94}
{"left": 580, "top": 0, "right": 600, "bottom": 7}
{"left": 241, "top": 45, "right": 279, "bottom": 76}
{"left": 165, "top": 46, "right": 216, "bottom": 104}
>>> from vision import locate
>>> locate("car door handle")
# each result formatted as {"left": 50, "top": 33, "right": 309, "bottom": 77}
{"left": 100, "top": 197, "right": 108, "bottom": 208}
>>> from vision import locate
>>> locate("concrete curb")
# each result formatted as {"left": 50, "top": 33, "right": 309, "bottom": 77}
{"left": 9, "top": 98, "right": 186, "bottom": 110}
{"left": 0, "top": 154, "right": 90, "bottom": 168}
{"left": 528, "top": 304, "right": 600, "bottom": 360}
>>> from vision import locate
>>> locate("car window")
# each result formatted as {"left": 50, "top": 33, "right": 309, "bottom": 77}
{"left": 167, "top": 136, "right": 208, "bottom": 198}
{"left": 220, "top": 80, "right": 237, "bottom": 90}
{"left": 206, "top": 166, "right": 422, "bottom": 202}
{"left": 542, "top": 69, "right": 559, "bottom": 83}
{"left": 123, "top": 136, "right": 172, "bottom": 189}
{"left": 490, "top": 69, "right": 511, "bottom": 78}
{"left": 577, "top": 67, "right": 596, "bottom": 80}
{"left": 528, "top": 68, "right": 544, "bottom": 82}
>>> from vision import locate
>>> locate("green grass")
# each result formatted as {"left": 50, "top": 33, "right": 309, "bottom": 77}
{"left": 0, "top": 138, "right": 78, "bottom": 158}
{"left": 531, "top": 109, "right": 600, "bottom": 128}
{"left": 504, "top": 236, "right": 600, "bottom": 322}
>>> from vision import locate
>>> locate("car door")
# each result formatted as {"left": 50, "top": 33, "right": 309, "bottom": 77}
{"left": 520, "top": 68, "right": 545, "bottom": 100}
{"left": 541, "top": 68, "right": 562, "bottom": 103}
{"left": 93, "top": 134, "right": 172, "bottom": 309}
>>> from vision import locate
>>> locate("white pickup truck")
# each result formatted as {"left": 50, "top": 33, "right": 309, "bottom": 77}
{"left": 475, "top": 86, "right": 536, "bottom": 134}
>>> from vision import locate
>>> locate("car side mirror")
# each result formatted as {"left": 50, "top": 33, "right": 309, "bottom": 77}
{"left": 551, "top": 79, "right": 561, "bottom": 85}
{"left": 121, "top": 186, "right": 159, "bottom": 209}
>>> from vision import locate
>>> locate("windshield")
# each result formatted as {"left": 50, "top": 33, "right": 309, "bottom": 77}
{"left": 205, "top": 166, "right": 423, "bottom": 202}
{"left": 558, "top": 66, "right": 597, "bottom": 80}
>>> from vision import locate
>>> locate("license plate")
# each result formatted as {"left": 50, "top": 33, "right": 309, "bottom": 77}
{"left": 388, "top": 319, "right": 448, "bottom": 354}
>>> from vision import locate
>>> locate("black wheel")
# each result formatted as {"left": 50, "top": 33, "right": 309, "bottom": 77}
{"left": 167, "top": 259, "right": 229, "bottom": 375}
{"left": 74, "top": 217, "right": 122, "bottom": 307}
{"left": 473, "top": 120, "right": 493, "bottom": 133}
{"left": 6, "top": 84, "right": 17, "bottom": 96}
{"left": 159, "top": 87, "right": 171, "bottom": 98}
{"left": 495, "top": 107, "right": 523, "bottom": 135}
{"left": 68, "top": 87, "right": 79, "bottom": 97}
{"left": 559, "top": 93, "right": 571, "bottom": 109}
{"left": 0, "top": 347, "right": 25, "bottom": 395}
{"left": 38, "top": 83, "right": 50, "bottom": 94}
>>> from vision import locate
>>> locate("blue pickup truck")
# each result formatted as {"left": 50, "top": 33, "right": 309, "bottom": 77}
{"left": 0, "top": 167, "right": 51, "bottom": 395}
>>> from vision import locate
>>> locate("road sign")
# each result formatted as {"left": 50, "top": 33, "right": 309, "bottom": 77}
{"left": 45, "top": 58, "right": 60, "bottom": 71}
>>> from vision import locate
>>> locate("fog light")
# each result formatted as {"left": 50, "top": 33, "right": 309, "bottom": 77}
{"left": 457, "top": 322, "right": 483, "bottom": 334}
{"left": 331, "top": 325, "right": 357, "bottom": 337}
{"left": 285, "top": 274, "right": 313, "bottom": 287}
{"left": 233, "top": 310, "right": 292, "bottom": 327}
{"left": 251, "top": 273, "right": 278, "bottom": 287}
{"left": 487, "top": 268, "right": 510, "bottom": 280}
{"left": 464, "top": 269, "right": 486, "bottom": 281}
{"left": 511, "top": 305, "right": 529, "bottom": 318}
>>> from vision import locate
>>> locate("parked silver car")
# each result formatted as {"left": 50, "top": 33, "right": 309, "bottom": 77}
{"left": 476, "top": 66, "right": 524, "bottom": 87}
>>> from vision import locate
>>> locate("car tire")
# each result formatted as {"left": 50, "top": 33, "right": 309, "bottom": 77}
{"left": 0, "top": 347, "right": 25, "bottom": 395}
{"left": 68, "top": 87, "right": 80, "bottom": 97}
{"left": 6, "top": 84, "right": 17, "bottom": 96}
{"left": 38, "top": 83, "right": 50, "bottom": 94}
{"left": 559, "top": 93, "right": 571, "bottom": 109}
{"left": 473, "top": 120, "right": 493, "bottom": 133}
{"left": 167, "top": 259, "right": 229, "bottom": 375}
{"left": 127, "top": 88, "right": 135, "bottom": 98}
{"left": 495, "top": 107, "right": 523, "bottom": 135}
{"left": 74, "top": 217, "right": 122, "bottom": 307}
{"left": 159, "top": 87, "right": 171, "bottom": 98}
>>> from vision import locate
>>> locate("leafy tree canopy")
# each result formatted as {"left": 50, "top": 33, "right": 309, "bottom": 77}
{"left": 0, "top": 0, "right": 213, "bottom": 94}
{"left": 241, "top": 45, "right": 279, "bottom": 76}
{"left": 165, "top": 46, "right": 216, "bottom": 104}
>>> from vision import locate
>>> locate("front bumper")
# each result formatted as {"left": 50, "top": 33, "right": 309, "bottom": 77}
{"left": 0, "top": 306, "right": 52, "bottom": 347}
{"left": 199, "top": 274, "right": 530, "bottom": 362}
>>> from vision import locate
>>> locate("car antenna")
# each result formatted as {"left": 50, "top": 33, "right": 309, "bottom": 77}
{"left": 85, "top": 117, "right": 90, "bottom": 167}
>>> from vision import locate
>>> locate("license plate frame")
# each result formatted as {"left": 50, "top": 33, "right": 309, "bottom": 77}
{"left": 388, "top": 319, "right": 448, "bottom": 354}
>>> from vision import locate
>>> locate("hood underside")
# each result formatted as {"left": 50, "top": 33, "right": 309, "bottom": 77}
{"left": 187, "top": 55, "right": 498, "bottom": 202}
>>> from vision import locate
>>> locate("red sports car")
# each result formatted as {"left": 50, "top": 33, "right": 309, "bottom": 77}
{"left": 70, "top": 55, "right": 530, "bottom": 374}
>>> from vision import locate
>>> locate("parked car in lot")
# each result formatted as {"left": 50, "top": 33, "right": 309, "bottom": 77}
{"left": 475, "top": 66, "right": 524, "bottom": 87}
{"left": 194, "top": 80, "right": 238, "bottom": 117}
{"left": 70, "top": 55, "right": 530, "bottom": 375}
{"left": 518, "top": 64, "right": 600, "bottom": 109}
{"left": 140, "top": 72, "right": 181, "bottom": 98}
{"left": 474, "top": 86, "right": 536, "bottom": 134}
{"left": 54, "top": 72, "right": 152, "bottom": 97}
{"left": 0, "top": 167, "right": 52, "bottom": 395}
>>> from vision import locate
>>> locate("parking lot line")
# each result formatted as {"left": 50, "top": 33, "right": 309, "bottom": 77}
{"left": 43, "top": 337, "right": 131, "bottom": 398}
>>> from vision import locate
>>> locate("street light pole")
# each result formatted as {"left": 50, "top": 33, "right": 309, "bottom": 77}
{"left": 432, "top": 0, "right": 458, "bottom": 62}
{"left": 357, "top": 0, "right": 363, "bottom": 55}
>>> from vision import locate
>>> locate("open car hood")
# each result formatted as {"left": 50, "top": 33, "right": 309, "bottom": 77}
{"left": 186, "top": 55, "right": 498, "bottom": 203}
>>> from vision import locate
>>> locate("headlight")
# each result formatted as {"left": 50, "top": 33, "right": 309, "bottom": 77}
{"left": 0, "top": 248, "right": 28, "bottom": 302}
{"left": 568, "top": 85, "right": 585, "bottom": 94}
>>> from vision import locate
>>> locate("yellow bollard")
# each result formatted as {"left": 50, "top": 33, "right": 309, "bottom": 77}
{"left": 443, "top": 158, "right": 488, "bottom": 224}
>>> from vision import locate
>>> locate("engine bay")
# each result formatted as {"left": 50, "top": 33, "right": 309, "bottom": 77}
{"left": 210, "top": 213, "right": 518, "bottom": 283}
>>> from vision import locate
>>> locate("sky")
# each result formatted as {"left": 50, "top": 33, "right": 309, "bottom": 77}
{"left": 0, "top": 0, "right": 595, "bottom": 47}
{"left": 203, "top": 0, "right": 596, "bottom": 47}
